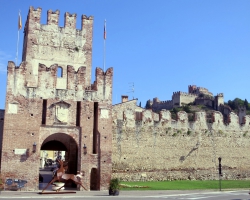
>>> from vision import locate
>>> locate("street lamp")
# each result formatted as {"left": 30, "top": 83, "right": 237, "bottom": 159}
{"left": 32, "top": 142, "right": 37, "bottom": 153}
{"left": 83, "top": 144, "right": 87, "bottom": 155}
{"left": 218, "top": 157, "right": 222, "bottom": 191}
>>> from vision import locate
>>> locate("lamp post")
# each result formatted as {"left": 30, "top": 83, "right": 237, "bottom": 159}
{"left": 83, "top": 144, "right": 87, "bottom": 155}
{"left": 218, "top": 157, "right": 222, "bottom": 191}
{"left": 32, "top": 142, "right": 37, "bottom": 153}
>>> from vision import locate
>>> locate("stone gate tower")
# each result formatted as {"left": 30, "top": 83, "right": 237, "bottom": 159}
{"left": 1, "top": 6, "right": 113, "bottom": 191}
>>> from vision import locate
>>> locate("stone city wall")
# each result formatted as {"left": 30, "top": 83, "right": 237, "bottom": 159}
{"left": 195, "top": 98, "right": 213, "bottom": 107}
{"left": 172, "top": 92, "right": 197, "bottom": 107}
{"left": 112, "top": 106, "right": 250, "bottom": 181}
{"left": 152, "top": 98, "right": 173, "bottom": 111}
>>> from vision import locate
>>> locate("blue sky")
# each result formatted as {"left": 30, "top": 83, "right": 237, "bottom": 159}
{"left": 0, "top": 0, "right": 250, "bottom": 109}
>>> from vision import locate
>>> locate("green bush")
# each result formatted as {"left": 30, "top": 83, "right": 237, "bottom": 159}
{"left": 187, "top": 130, "right": 192, "bottom": 135}
{"left": 109, "top": 178, "right": 121, "bottom": 191}
{"left": 172, "top": 133, "right": 177, "bottom": 137}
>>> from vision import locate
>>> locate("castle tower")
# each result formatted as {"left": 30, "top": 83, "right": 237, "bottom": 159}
{"left": 1, "top": 6, "right": 113, "bottom": 191}
{"left": 238, "top": 106, "right": 246, "bottom": 124}
{"left": 214, "top": 93, "right": 224, "bottom": 110}
{"left": 22, "top": 7, "right": 93, "bottom": 88}
{"left": 188, "top": 85, "right": 197, "bottom": 94}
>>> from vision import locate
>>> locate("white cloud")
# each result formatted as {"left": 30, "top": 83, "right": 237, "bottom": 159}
{"left": 0, "top": 51, "right": 14, "bottom": 73}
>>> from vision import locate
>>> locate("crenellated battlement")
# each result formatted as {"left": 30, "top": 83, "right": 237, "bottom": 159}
{"left": 23, "top": 6, "right": 94, "bottom": 86}
{"left": 160, "top": 100, "right": 172, "bottom": 104}
{"left": 173, "top": 91, "right": 197, "bottom": 97}
{"left": 153, "top": 98, "right": 172, "bottom": 104}
{"left": 7, "top": 61, "right": 113, "bottom": 102}
{"left": 27, "top": 6, "right": 93, "bottom": 30}
{"left": 113, "top": 106, "right": 250, "bottom": 128}
{"left": 27, "top": 6, "right": 42, "bottom": 24}
{"left": 64, "top": 12, "right": 77, "bottom": 29}
{"left": 47, "top": 10, "right": 60, "bottom": 25}
{"left": 216, "top": 93, "right": 224, "bottom": 97}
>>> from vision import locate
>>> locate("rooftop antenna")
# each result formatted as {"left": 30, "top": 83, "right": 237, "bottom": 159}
{"left": 127, "top": 82, "right": 135, "bottom": 99}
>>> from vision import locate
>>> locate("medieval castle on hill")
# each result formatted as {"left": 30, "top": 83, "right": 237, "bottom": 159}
{"left": 146, "top": 85, "right": 243, "bottom": 123}
{"left": 0, "top": 6, "right": 250, "bottom": 191}
{"left": 148, "top": 85, "right": 221, "bottom": 110}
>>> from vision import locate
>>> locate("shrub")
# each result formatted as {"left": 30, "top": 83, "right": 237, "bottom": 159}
{"left": 187, "top": 130, "right": 192, "bottom": 135}
{"left": 109, "top": 178, "right": 121, "bottom": 191}
{"left": 243, "top": 131, "right": 248, "bottom": 137}
{"left": 172, "top": 133, "right": 177, "bottom": 137}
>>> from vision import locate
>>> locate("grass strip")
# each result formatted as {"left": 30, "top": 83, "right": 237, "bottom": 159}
{"left": 120, "top": 180, "right": 250, "bottom": 190}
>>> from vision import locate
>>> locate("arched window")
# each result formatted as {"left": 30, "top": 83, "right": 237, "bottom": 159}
{"left": 57, "top": 67, "right": 63, "bottom": 77}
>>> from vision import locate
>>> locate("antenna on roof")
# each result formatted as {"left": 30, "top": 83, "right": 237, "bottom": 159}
{"left": 127, "top": 82, "right": 135, "bottom": 99}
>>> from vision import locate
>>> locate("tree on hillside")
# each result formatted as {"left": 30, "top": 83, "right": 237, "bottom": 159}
{"left": 244, "top": 99, "right": 249, "bottom": 110}
{"left": 228, "top": 98, "right": 247, "bottom": 110}
{"left": 145, "top": 100, "right": 151, "bottom": 109}
{"left": 183, "top": 105, "right": 191, "bottom": 113}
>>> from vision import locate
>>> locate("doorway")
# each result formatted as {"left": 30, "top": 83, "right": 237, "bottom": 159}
{"left": 39, "top": 133, "right": 78, "bottom": 191}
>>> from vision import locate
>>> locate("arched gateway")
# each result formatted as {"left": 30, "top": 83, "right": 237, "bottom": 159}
{"left": 0, "top": 6, "right": 113, "bottom": 191}
{"left": 41, "top": 133, "right": 78, "bottom": 175}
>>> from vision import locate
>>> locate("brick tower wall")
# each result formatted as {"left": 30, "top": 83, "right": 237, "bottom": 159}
{"left": 22, "top": 6, "right": 93, "bottom": 87}
{"left": 1, "top": 6, "right": 113, "bottom": 191}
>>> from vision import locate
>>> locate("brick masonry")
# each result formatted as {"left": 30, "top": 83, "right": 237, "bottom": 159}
{"left": 0, "top": 6, "right": 113, "bottom": 191}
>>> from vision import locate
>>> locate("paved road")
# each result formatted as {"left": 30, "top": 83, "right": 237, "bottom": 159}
{"left": 7, "top": 169, "right": 250, "bottom": 199}
{"left": 0, "top": 190, "right": 249, "bottom": 200}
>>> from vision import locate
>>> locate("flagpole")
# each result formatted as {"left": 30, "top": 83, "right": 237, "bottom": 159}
{"left": 103, "top": 39, "right": 106, "bottom": 72}
{"left": 16, "top": 10, "right": 21, "bottom": 66}
{"left": 103, "top": 20, "right": 106, "bottom": 72}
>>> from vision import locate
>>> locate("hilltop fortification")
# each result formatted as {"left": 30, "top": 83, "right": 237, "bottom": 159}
{"left": 148, "top": 85, "right": 222, "bottom": 111}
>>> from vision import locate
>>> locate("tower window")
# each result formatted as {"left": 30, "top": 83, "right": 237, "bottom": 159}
{"left": 135, "top": 112, "right": 142, "bottom": 121}
{"left": 57, "top": 67, "right": 63, "bottom": 77}
{"left": 76, "top": 101, "right": 81, "bottom": 126}
{"left": 42, "top": 99, "right": 47, "bottom": 125}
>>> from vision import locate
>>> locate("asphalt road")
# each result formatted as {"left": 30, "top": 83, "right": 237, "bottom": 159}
{"left": 29, "top": 169, "right": 250, "bottom": 200}
{"left": 0, "top": 190, "right": 250, "bottom": 200}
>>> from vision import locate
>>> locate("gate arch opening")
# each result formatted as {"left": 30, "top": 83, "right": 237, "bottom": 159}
{"left": 41, "top": 140, "right": 67, "bottom": 151}
{"left": 39, "top": 133, "right": 78, "bottom": 189}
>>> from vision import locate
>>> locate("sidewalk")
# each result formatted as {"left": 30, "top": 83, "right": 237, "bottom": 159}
{"left": 0, "top": 189, "right": 227, "bottom": 199}
{"left": 0, "top": 190, "right": 110, "bottom": 198}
